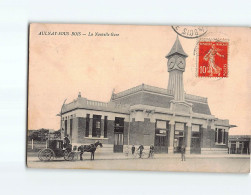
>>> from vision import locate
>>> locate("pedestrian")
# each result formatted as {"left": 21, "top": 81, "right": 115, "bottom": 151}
{"left": 138, "top": 144, "right": 144, "bottom": 158}
{"left": 148, "top": 145, "right": 154, "bottom": 158}
{"left": 132, "top": 145, "right": 135, "bottom": 155}
{"left": 181, "top": 145, "right": 186, "bottom": 161}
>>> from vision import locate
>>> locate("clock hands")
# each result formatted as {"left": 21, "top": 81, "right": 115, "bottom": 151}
{"left": 178, "top": 61, "right": 183, "bottom": 65}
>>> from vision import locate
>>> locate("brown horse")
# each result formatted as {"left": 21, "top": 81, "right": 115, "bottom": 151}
{"left": 78, "top": 141, "right": 103, "bottom": 160}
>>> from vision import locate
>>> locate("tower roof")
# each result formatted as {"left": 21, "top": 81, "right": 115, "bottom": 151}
{"left": 166, "top": 36, "right": 188, "bottom": 58}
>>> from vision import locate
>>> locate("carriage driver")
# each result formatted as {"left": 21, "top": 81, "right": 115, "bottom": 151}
{"left": 63, "top": 134, "right": 71, "bottom": 149}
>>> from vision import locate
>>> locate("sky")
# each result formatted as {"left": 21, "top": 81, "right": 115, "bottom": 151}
{"left": 28, "top": 24, "right": 251, "bottom": 135}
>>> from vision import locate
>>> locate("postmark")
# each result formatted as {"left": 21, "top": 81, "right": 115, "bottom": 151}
{"left": 172, "top": 26, "right": 207, "bottom": 39}
{"left": 197, "top": 39, "right": 229, "bottom": 78}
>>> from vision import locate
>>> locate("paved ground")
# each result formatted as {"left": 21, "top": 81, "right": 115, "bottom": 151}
{"left": 27, "top": 152, "right": 250, "bottom": 173}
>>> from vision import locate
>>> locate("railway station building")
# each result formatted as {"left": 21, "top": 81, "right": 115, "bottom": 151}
{"left": 228, "top": 135, "right": 251, "bottom": 155}
{"left": 60, "top": 37, "right": 234, "bottom": 154}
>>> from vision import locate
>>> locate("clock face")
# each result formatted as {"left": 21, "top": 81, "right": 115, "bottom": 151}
{"left": 168, "top": 57, "right": 176, "bottom": 69}
{"left": 176, "top": 57, "right": 185, "bottom": 69}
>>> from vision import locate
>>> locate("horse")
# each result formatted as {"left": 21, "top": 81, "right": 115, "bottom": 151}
{"left": 78, "top": 141, "right": 103, "bottom": 160}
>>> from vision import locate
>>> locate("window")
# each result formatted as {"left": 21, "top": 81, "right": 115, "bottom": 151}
{"left": 96, "top": 121, "right": 100, "bottom": 128}
{"left": 192, "top": 125, "right": 200, "bottom": 132}
{"left": 92, "top": 115, "right": 101, "bottom": 137}
{"left": 215, "top": 128, "right": 227, "bottom": 144}
{"left": 175, "top": 123, "right": 185, "bottom": 131}
{"left": 174, "top": 123, "right": 184, "bottom": 137}
{"left": 156, "top": 120, "right": 167, "bottom": 129}
{"left": 155, "top": 120, "right": 169, "bottom": 135}
{"left": 192, "top": 125, "right": 200, "bottom": 138}
{"left": 114, "top": 117, "right": 124, "bottom": 133}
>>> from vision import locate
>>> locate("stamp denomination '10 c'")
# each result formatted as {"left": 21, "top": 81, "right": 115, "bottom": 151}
{"left": 198, "top": 41, "right": 228, "bottom": 78}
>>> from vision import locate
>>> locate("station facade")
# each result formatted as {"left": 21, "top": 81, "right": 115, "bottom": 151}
{"left": 228, "top": 135, "right": 251, "bottom": 154}
{"left": 60, "top": 37, "right": 234, "bottom": 154}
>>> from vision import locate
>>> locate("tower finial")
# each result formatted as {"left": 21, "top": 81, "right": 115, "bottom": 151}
{"left": 110, "top": 88, "right": 116, "bottom": 101}
{"left": 78, "top": 91, "right": 81, "bottom": 98}
{"left": 166, "top": 36, "right": 188, "bottom": 58}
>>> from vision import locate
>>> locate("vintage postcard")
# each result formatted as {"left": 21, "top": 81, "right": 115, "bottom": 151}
{"left": 27, "top": 24, "right": 251, "bottom": 173}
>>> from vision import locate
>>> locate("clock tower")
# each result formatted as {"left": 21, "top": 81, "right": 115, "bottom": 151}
{"left": 166, "top": 36, "right": 188, "bottom": 102}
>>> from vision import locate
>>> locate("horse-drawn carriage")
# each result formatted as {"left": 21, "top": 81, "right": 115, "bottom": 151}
{"left": 38, "top": 139, "right": 77, "bottom": 161}
{"left": 38, "top": 139, "right": 103, "bottom": 161}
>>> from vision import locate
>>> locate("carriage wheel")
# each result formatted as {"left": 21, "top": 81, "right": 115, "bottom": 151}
{"left": 37, "top": 150, "right": 43, "bottom": 161}
{"left": 67, "top": 152, "right": 76, "bottom": 161}
{"left": 64, "top": 150, "right": 69, "bottom": 160}
{"left": 38, "top": 148, "right": 55, "bottom": 161}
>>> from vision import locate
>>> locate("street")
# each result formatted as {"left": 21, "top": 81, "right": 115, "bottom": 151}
{"left": 27, "top": 154, "right": 250, "bottom": 173}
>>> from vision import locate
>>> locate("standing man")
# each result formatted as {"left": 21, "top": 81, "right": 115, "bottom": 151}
{"left": 138, "top": 144, "right": 144, "bottom": 158}
{"left": 181, "top": 145, "right": 186, "bottom": 161}
{"left": 131, "top": 145, "right": 135, "bottom": 155}
{"left": 148, "top": 145, "right": 154, "bottom": 158}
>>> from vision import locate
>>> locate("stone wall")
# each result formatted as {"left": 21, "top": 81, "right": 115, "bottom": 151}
{"left": 129, "top": 118, "right": 155, "bottom": 146}
{"left": 72, "top": 117, "right": 78, "bottom": 143}
{"left": 77, "top": 117, "right": 86, "bottom": 143}
{"left": 107, "top": 120, "right": 114, "bottom": 145}
{"left": 200, "top": 125, "right": 228, "bottom": 154}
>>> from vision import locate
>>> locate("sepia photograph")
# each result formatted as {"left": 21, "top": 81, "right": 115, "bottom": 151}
{"left": 1, "top": 1, "right": 251, "bottom": 195}
{"left": 27, "top": 24, "right": 250, "bottom": 173}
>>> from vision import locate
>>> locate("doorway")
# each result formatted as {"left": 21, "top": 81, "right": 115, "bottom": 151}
{"left": 174, "top": 135, "right": 185, "bottom": 153}
{"left": 155, "top": 135, "right": 168, "bottom": 153}
{"left": 190, "top": 126, "right": 201, "bottom": 154}
{"left": 154, "top": 120, "right": 169, "bottom": 153}
{"left": 113, "top": 117, "right": 124, "bottom": 153}
{"left": 174, "top": 123, "right": 185, "bottom": 153}
{"left": 114, "top": 133, "right": 123, "bottom": 153}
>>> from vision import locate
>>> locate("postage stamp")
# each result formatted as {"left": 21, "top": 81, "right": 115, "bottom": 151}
{"left": 197, "top": 40, "right": 229, "bottom": 78}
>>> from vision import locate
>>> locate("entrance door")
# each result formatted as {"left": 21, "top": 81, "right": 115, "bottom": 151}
{"left": 114, "top": 133, "right": 123, "bottom": 153}
{"left": 174, "top": 123, "right": 185, "bottom": 153}
{"left": 154, "top": 120, "right": 169, "bottom": 153}
{"left": 155, "top": 135, "right": 168, "bottom": 153}
{"left": 174, "top": 137, "right": 184, "bottom": 153}
{"left": 114, "top": 117, "right": 124, "bottom": 153}
{"left": 191, "top": 138, "right": 201, "bottom": 154}
{"left": 190, "top": 125, "right": 201, "bottom": 154}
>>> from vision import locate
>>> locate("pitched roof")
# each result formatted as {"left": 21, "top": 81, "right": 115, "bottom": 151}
{"left": 62, "top": 84, "right": 211, "bottom": 116}
{"left": 111, "top": 84, "right": 211, "bottom": 115}
{"left": 166, "top": 36, "right": 188, "bottom": 58}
